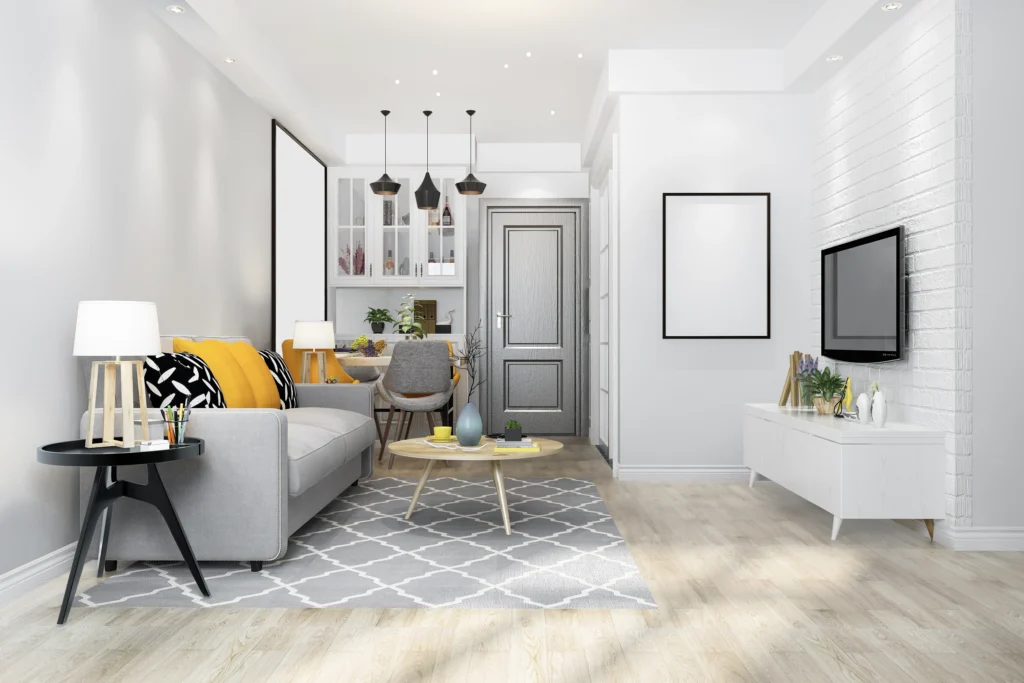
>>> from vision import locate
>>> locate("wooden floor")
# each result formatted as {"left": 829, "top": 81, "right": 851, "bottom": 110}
{"left": 3, "top": 438, "right": 1024, "bottom": 682}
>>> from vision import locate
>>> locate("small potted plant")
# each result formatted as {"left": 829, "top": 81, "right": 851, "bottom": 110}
{"left": 797, "top": 360, "right": 847, "bottom": 415}
{"left": 364, "top": 307, "right": 394, "bottom": 335}
{"left": 393, "top": 293, "right": 426, "bottom": 339}
{"left": 504, "top": 419, "right": 522, "bottom": 443}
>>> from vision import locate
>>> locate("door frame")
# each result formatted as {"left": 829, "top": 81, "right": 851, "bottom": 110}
{"left": 478, "top": 199, "right": 590, "bottom": 436}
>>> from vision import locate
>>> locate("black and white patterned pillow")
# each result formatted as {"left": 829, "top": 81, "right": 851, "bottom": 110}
{"left": 259, "top": 350, "right": 297, "bottom": 409}
{"left": 144, "top": 352, "right": 226, "bottom": 409}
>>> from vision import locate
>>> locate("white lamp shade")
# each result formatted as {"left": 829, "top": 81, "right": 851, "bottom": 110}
{"left": 293, "top": 321, "right": 335, "bottom": 350}
{"left": 73, "top": 301, "right": 161, "bottom": 357}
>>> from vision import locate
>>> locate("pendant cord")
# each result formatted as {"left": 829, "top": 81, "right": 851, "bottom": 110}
{"left": 426, "top": 116, "right": 429, "bottom": 173}
{"left": 384, "top": 115, "right": 387, "bottom": 175}
{"left": 469, "top": 115, "right": 473, "bottom": 173}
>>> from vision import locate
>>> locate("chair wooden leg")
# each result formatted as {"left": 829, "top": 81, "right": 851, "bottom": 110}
{"left": 403, "top": 412, "right": 415, "bottom": 439}
{"left": 379, "top": 406, "right": 396, "bottom": 461}
{"left": 388, "top": 411, "right": 408, "bottom": 470}
{"left": 372, "top": 411, "right": 384, "bottom": 452}
{"left": 425, "top": 412, "right": 436, "bottom": 431}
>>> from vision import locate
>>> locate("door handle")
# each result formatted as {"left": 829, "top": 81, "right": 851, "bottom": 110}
{"left": 496, "top": 311, "right": 511, "bottom": 329}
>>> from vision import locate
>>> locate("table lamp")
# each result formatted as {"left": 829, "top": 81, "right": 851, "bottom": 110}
{"left": 293, "top": 320, "right": 335, "bottom": 383}
{"left": 74, "top": 301, "right": 161, "bottom": 448}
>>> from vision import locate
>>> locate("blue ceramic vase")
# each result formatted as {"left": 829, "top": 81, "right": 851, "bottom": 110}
{"left": 456, "top": 401, "right": 483, "bottom": 447}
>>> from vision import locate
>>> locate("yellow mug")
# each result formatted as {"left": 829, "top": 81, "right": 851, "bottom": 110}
{"left": 433, "top": 426, "right": 452, "bottom": 440}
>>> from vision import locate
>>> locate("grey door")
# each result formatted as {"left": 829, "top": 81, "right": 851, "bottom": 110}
{"left": 489, "top": 211, "right": 578, "bottom": 434}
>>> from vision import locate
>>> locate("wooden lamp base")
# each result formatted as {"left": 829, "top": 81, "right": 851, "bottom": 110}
{"left": 300, "top": 351, "right": 328, "bottom": 384}
{"left": 85, "top": 359, "right": 150, "bottom": 448}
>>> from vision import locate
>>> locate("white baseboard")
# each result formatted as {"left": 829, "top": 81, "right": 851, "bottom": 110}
{"left": 0, "top": 543, "right": 75, "bottom": 601}
{"left": 933, "top": 525, "right": 1024, "bottom": 551}
{"left": 616, "top": 465, "right": 749, "bottom": 482}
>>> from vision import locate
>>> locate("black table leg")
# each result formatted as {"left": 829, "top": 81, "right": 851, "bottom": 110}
{"left": 58, "top": 467, "right": 108, "bottom": 625}
{"left": 124, "top": 464, "right": 210, "bottom": 597}
{"left": 95, "top": 509, "right": 112, "bottom": 578}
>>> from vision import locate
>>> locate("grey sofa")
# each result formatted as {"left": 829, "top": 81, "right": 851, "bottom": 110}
{"left": 79, "top": 335, "right": 375, "bottom": 570}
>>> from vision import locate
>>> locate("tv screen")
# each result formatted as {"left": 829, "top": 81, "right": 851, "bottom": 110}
{"left": 821, "top": 227, "right": 904, "bottom": 363}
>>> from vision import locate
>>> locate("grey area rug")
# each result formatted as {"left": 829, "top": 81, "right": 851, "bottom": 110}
{"left": 80, "top": 477, "right": 655, "bottom": 609}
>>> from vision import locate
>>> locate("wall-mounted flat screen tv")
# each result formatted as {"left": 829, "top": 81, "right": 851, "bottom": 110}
{"left": 821, "top": 226, "right": 905, "bottom": 363}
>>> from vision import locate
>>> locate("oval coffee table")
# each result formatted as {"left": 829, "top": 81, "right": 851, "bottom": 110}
{"left": 387, "top": 437, "right": 563, "bottom": 535}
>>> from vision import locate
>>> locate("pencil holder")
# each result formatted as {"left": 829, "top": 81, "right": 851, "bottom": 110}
{"left": 162, "top": 417, "right": 189, "bottom": 444}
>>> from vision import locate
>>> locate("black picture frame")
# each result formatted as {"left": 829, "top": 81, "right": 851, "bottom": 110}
{"left": 271, "top": 120, "right": 328, "bottom": 351}
{"left": 662, "top": 192, "right": 771, "bottom": 339}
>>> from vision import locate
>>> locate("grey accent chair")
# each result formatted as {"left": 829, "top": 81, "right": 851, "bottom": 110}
{"left": 376, "top": 341, "right": 455, "bottom": 469}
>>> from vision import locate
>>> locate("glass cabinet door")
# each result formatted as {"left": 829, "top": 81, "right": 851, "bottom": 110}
{"left": 379, "top": 177, "right": 413, "bottom": 280}
{"left": 335, "top": 177, "right": 367, "bottom": 279}
{"left": 423, "top": 177, "right": 460, "bottom": 281}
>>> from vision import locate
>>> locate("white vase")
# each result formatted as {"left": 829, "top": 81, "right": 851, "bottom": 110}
{"left": 856, "top": 393, "right": 870, "bottom": 424}
{"left": 872, "top": 391, "right": 887, "bottom": 428}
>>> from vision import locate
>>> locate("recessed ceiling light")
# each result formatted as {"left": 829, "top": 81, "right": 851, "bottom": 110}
{"left": 504, "top": 64, "right": 509, "bottom": 69}
{"left": 432, "top": 69, "right": 438, "bottom": 75}
{"left": 436, "top": 92, "right": 441, "bottom": 97}
{"left": 578, "top": 53, "right": 584, "bottom": 59}
{"left": 166, "top": 4, "right": 185, "bottom": 13}
{"left": 550, "top": 110, "right": 556, "bottom": 115}
{"left": 526, "top": 51, "right": 532, "bottom": 57}
{"left": 394, "top": 79, "right": 400, "bottom": 84}
{"left": 825, "top": 55, "right": 844, "bottom": 62}
{"left": 881, "top": 2, "right": 902, "bottom": 10}
{"left": 223, "top": 57, "right": 235, "bottom": 64}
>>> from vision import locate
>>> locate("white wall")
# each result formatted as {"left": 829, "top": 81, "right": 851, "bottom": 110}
{"left": 0, "top": 0, "right": 270, "bottom": 575}
{"left": 616, "top": 94, "right": 813, "bottom": 477}
{"left": 971, "top": 0, "right": 1024, "bottom": 528}
{"left": 810, "top": 0, "right": 970, "bottom": 525}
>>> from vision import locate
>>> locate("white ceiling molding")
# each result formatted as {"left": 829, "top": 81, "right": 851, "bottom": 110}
{"left": 784, "top": 0, "right": 924, "bottom": 90}
{"left": 476, "top": 144, "right": 581, "bottom": 173}
{"left": 608, "top": 50, "right": 786, "bottom": 93}
{"left": 344, "top": 134, "right": 473, "bottom": 167}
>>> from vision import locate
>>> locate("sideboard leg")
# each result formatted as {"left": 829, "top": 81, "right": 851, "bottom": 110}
{"left": 748, "top": 470, "right": 757, "bottom": 488}
{"left": 831, "top": 516, "right": 843, "bottom": 541}
{"left": 924, "top": 519, "right": 935, "bottom": 542}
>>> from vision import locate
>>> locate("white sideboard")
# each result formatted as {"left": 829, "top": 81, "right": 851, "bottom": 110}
{"left": 743, "top": 404, "right": 945, "bottom": 540}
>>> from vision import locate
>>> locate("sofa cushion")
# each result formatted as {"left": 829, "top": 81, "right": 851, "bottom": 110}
{"left": 259, "top": 350, "right": 298, "bottom": 409}
{"left": 143, "top": 353, "right": 227, "bottom": 409}
{"left": 285, "top": 407, "right": 375, "bottom": 497}
{"left": 223, "top": 340, "right": 280, "bottom": 409}
{"left": 173, "top": 338, "right": 257, "bottom": 408}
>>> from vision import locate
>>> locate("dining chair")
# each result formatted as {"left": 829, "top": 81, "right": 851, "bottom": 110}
{"left": 376, "top": 341, "right": 455, "bottom": 469}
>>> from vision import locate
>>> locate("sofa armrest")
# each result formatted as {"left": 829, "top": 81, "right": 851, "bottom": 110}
{"left": 295, "top": 382, "right": 375, "bottom": 417}
{"left": 80, "top": 408, "right": 289, "bottom": 562}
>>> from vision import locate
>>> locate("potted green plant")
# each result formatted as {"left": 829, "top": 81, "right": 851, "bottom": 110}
{"left": 505, "top": 419, "right": 522, "bottom": 443}
{"left": 796, "top": 359, "right": 847, "bottom": 415}
{"left": 393, "top": 293, "right": 426, "bottom": 339}
{"left": 364, "top": 307, "right": 393, "bottom": 334}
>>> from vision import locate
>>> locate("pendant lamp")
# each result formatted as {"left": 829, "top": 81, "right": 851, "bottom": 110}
{"left": 456, "top": 110, "right": 486, "bottom": 196}
{"left": 414, "top": 111, "right": 441, "bottom": 210}
{"left": 369, "top": 110, "right": 400, "bottom": 196}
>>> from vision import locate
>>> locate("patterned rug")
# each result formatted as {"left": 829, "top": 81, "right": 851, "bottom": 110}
{"left": 80, "top": 477, "right": 655, "bottom": 609}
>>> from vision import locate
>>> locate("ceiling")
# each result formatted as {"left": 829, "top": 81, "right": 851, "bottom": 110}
{"left": 174, "top": 0, "right": 830, "bottom": 145}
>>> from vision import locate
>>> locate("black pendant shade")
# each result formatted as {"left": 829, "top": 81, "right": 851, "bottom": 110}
{"left": 456, "top": 110, "right": 486, "bottom": 196}
{"left": 370, "top": 110, "right": 401, "bottom": 196}
{"left": 415, "top": 111, "right": 440, "bottom": 210}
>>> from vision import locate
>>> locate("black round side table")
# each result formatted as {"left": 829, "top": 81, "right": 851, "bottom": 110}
{"left": 37, "top": 438, "right": 210, "bottom": 624}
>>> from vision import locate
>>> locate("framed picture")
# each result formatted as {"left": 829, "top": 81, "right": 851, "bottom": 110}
{"left": 662, "top": 193, "right": 770, "bottom": 339}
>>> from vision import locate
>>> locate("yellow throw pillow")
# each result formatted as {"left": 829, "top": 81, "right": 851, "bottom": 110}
{"left": 173, "top": 338, "right": 256, "bottom": 408}
{"left": 223, "top": 340, "right": 281, "bottom": 409}
{"left": 281, "top": 339, "right": 357, "bottom": 384}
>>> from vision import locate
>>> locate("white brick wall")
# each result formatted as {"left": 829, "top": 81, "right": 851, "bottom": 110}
{"left": 811, "top": 0, "right": 973, "bottom": 525}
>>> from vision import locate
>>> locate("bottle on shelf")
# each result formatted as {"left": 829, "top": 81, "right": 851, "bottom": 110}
{"left": 428, "top": 251, "right": 436, "bottom": 264}
{"left": 384, "top": 249, "right": 395, "bottom": 276}
{"left": 428, "top": 206, "right": 440, "bottom": 226}
{"left": 442, "top": 195, "right": 453, "bottom": 226}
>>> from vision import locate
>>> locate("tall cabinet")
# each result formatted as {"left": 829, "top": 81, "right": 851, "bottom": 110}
{"left": 328, "top": 166, "right": 466, "bottom": 288}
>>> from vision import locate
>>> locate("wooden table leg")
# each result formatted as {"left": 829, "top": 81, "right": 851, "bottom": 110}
{"left": 491, "top": 461, "right": 512, "bottom": 535}
{"left": 405, "top": 460, "right": 436, "bottom": 520}
{"left": 924, "top": 519, "right": 935, "bottom": 542}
